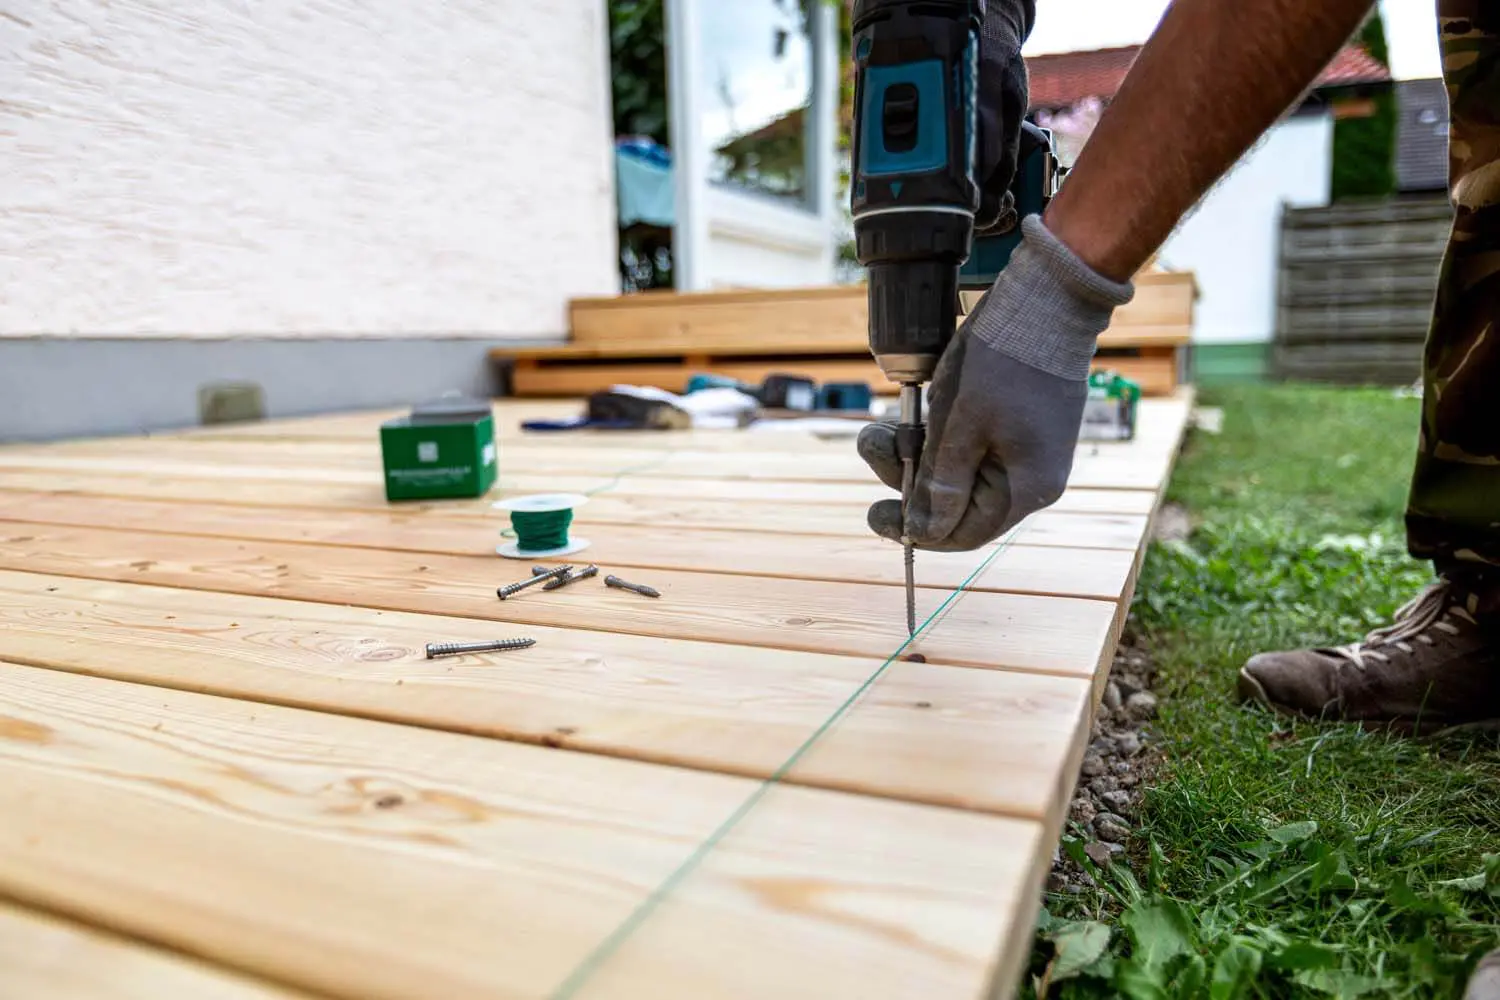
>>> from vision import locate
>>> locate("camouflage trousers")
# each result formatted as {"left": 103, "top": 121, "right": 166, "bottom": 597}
{"left": 1406, "top": 1, "right": 1500, "bottom": 574}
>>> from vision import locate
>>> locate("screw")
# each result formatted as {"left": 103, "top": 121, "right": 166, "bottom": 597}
{"left": 544, "top": 564, "right": 600, "bottom": 590}
{"left": 605, "top": 574, "right": 661, "bottom": 599}
{"left": 497, "top": 565, "right": 571, "bottom": 600}
{"left": 426, "top": 638, "right": 536, "bottom": 658}
{"left": 531, "top": 566, "right": 550, "bottom": 578}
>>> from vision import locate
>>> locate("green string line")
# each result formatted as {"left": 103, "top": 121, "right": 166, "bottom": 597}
{"left": 545, "top": 530, "right": 1022, "bottom": 1000}
{"left": 508, "top": 509, "right": 575, "bottom": 552}
{"left": 578, "top": 453, "right": 680, "bottom": 496}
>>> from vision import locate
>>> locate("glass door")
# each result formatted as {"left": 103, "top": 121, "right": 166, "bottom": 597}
{"left": 666, "top": 0, "right": 838, "bottom": 291}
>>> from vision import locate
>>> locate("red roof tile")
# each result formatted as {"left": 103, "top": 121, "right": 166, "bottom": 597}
{"left": 1024, "top": 43, "right": 1392, "bottom": 112}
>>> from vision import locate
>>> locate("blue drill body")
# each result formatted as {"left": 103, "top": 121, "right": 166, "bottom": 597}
{"left": 849, "top": 0, "right": 1056, "bottom": 633}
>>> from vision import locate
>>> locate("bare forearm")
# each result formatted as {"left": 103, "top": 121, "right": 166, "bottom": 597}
{"left": 1042, "top": 0, "right": 1376, "bottom": 282}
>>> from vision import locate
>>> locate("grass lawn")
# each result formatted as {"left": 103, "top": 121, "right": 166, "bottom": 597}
{"left": 1026, "top": 384, "right": 1500, "bottom": 999}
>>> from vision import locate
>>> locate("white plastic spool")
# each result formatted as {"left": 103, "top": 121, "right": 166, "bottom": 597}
{"left": 491, "top": 493, "right": 591, "bottom": 558}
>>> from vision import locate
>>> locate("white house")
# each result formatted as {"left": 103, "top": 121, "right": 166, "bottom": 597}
{"left": 0, "top": 0, "right": 843, "bottom": 439}
{"left": 1025, "top": 43, "right": 1393, "bottom": 382}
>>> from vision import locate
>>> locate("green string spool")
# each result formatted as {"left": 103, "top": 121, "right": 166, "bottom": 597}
{"left": 492, "top": 493, "right": 591, "bottom": 559}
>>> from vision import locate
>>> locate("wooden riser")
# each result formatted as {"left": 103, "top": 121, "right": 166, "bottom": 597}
{"left": 507, "top": 347, "right": 1183, "bottom": 398}
{"left": 564, "top": 274, "right": 1196, "bottom": 355}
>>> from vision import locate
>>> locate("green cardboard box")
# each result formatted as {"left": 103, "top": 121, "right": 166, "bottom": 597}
{"left": 380, "top": 394, "right": 497, "bottom": 501}
{"left": 1080, "top": 370, "right": 1141, "bottom": 442}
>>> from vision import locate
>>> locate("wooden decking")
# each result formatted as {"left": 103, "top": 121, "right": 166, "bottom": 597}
{"left": 0, "top": 393, "right": 1194, "bottom": 1000}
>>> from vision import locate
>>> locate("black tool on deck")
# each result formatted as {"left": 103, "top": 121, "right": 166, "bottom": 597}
{"left": 850, "top": 0, "right": 1059, "bottom": 635}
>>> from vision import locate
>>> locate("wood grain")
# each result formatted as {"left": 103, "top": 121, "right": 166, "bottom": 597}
{"left": 0, "top": 522, "right": 1120, "bottom": 675}
{"left": 0, "top": 901, "right": 307, "bottom": 999}
{"left": 0, "top": 663, "right": 1047, "bottom": 1000}
{"left": 0, "top": 389, "right": 1194, "bottom": 999}
{"left": 0, "top": 435, "right": 1179, "bottom": 490}
{"left": 0, "top": 485, "right": 1150, "bottom": 546}
{"left": 0, "top": 492, "right": 1144, "bottom": 599}
{"left": 559, "top": 276, "right": 1192, "bottom": 353}
{"left": 0, "top": 571, "right": 1090, "bottom": 817}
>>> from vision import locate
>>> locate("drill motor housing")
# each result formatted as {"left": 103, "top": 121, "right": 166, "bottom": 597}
{"left": 850, "top": 0, "right": 983, "bottom": 385}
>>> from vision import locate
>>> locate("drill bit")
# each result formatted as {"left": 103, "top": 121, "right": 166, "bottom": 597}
{"left": 898, "top": 384, "right": 924, "bottom": 638}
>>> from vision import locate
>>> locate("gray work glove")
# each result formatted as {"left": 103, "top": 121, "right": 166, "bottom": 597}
{"left": 859, "top": 215, "right": 1135, "bottom": 551}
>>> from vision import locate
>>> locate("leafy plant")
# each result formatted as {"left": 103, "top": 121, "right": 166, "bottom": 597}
{"left": 1331, "top": 10, "right": 1397, "bottom": 200}
{"left": 1023, "top": 385, "right": 1500, "bottom": 999}
{"left": 608, "top": 0, "right": 668, "bottom": 144}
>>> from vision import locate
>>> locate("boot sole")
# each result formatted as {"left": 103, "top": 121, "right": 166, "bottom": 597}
{"left": 1237, "top": 667, "right": 1500, "bottom": 739}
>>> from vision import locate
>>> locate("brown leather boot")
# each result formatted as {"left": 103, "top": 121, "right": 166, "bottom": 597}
{"left": 1238, "top": 576, "right": 1500, "bottom": 735}
{"left": 1467, "top": 948, "right": 1500, "bottom": 1000}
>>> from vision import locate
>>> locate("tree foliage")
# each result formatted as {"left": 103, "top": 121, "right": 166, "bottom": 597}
{"left": 1331, "top": 10, "right": 1397, "bottom": 201}
{"left": 608, "top": 0, "right": 668, "bottom": 144}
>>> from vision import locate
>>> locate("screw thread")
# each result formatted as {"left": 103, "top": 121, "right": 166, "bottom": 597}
{"left": 544, "top": 564, "right": 600, "bottom": 590}
{"left": 497, "top": 565, "right": 571, "bottom": 599}
{"left": 426, "top": 638, "right": 536, "bottom": 658}
{"left": 605, "top": 574, "right": 661, "bottom": 598}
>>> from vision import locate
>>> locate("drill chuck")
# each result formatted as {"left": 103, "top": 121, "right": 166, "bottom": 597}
{"left": 866, "top": 260, "right": 957, "bottom": 385}
{"left": 851, "top": 0, "right": 982, "bottom": 385}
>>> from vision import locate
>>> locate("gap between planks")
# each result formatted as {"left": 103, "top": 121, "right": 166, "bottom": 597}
{"left": 0, "top": 899, "right": 315, "bottom": 1000}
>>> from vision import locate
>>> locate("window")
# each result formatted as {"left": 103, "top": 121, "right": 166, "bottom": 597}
{"left": 699, "top": 0, "right": 816, "bottom": 210}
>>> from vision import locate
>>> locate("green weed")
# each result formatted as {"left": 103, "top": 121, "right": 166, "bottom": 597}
{"left": 1025, "top": 385, "right": 1500, "bottom": 999}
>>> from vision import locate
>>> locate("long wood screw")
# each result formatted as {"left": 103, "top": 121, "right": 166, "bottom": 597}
{"left": 425, "top": 638, "right": 536, "bottom": 658}
{"left": 497, "top": 565, "right": 571, "bottom": 600}
{"left": 604, "top": 574, "right": 660, "bottom": 599}
{"left": 544, "top": 564, "right": 600, "bottom": 591}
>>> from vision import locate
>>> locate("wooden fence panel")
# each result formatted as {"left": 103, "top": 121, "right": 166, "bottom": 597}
{"left": 1274, "top": 195, "right": 1452, "bottom": 385}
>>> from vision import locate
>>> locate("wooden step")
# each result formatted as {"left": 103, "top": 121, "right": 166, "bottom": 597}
{"left": 492, "top": 275, "right": 1193, "bottom": 398}
{"left": 558, "top": 273, "right": 1196, "bottom": 354}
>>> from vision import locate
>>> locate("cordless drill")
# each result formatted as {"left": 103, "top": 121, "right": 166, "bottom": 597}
{"left": 850, "top": 0, "right": 1058, "bottom": 635}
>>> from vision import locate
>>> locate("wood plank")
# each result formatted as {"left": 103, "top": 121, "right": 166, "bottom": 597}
{"left": 0, "top": 437, "right": 1175, "bottom": 492}
{"left": 507, "top": 355, "right": 1181, "bottom": 397}
{"left": 0, "top": 663, "right": 1048, "bottom": 1000}
{"left": 0, "top": 482, "right": 1153, "bottom": 554}
{"left": 560, "top": 274, "right": 1193, "bottom": 354}
{"left": 0, "top": 492, "right": 1143, "bottom": 599}
{"left": 568, "top": 284, "right": 874, "bottom": 354}
{"left": 0, "top": 522, "right": 1120, "bottom": 675}
{"left": 512, "top": 358, "right": 898, "bottom": 397}
{"left": 0, "top": 467, "right": 1163, "bottom": 520}
{"left": 18, "top": 433, "right": 1177, "bottom": 480}
{"left": 0, "top": 901, "right": 306, "bottom": 999}
{"left": 508, "top": 325, "right": 1193, "bottom": 361}
{"left": 1092, "top": 350, "right": 1180, "bottom": 398}
{"left": 0, "top": 570, "right": 1090, "bottom": 818}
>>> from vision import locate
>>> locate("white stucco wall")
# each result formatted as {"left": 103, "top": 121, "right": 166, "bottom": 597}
{"left": 1, "top": 0, "right": 619, "bottom": 339}
{"left": 1156, "top": 112, "right": 1333, "bottom": 344}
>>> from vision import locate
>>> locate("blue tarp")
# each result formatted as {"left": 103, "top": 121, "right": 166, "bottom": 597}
{"left": 615, "top": 141, "right": 674, "bottom": 228}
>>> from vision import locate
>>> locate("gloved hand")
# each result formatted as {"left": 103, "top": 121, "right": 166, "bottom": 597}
{"left": 858, "top": 215, "right": 1136, "bottom": 551}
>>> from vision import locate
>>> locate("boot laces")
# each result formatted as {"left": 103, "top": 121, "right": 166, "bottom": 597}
{"left": 1332, "top": 579, "right": 1476, "bottom": 669}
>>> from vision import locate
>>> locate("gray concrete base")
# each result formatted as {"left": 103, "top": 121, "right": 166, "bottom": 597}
{"left": 0, "top": 337, "right": 553, "bottom": 442}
